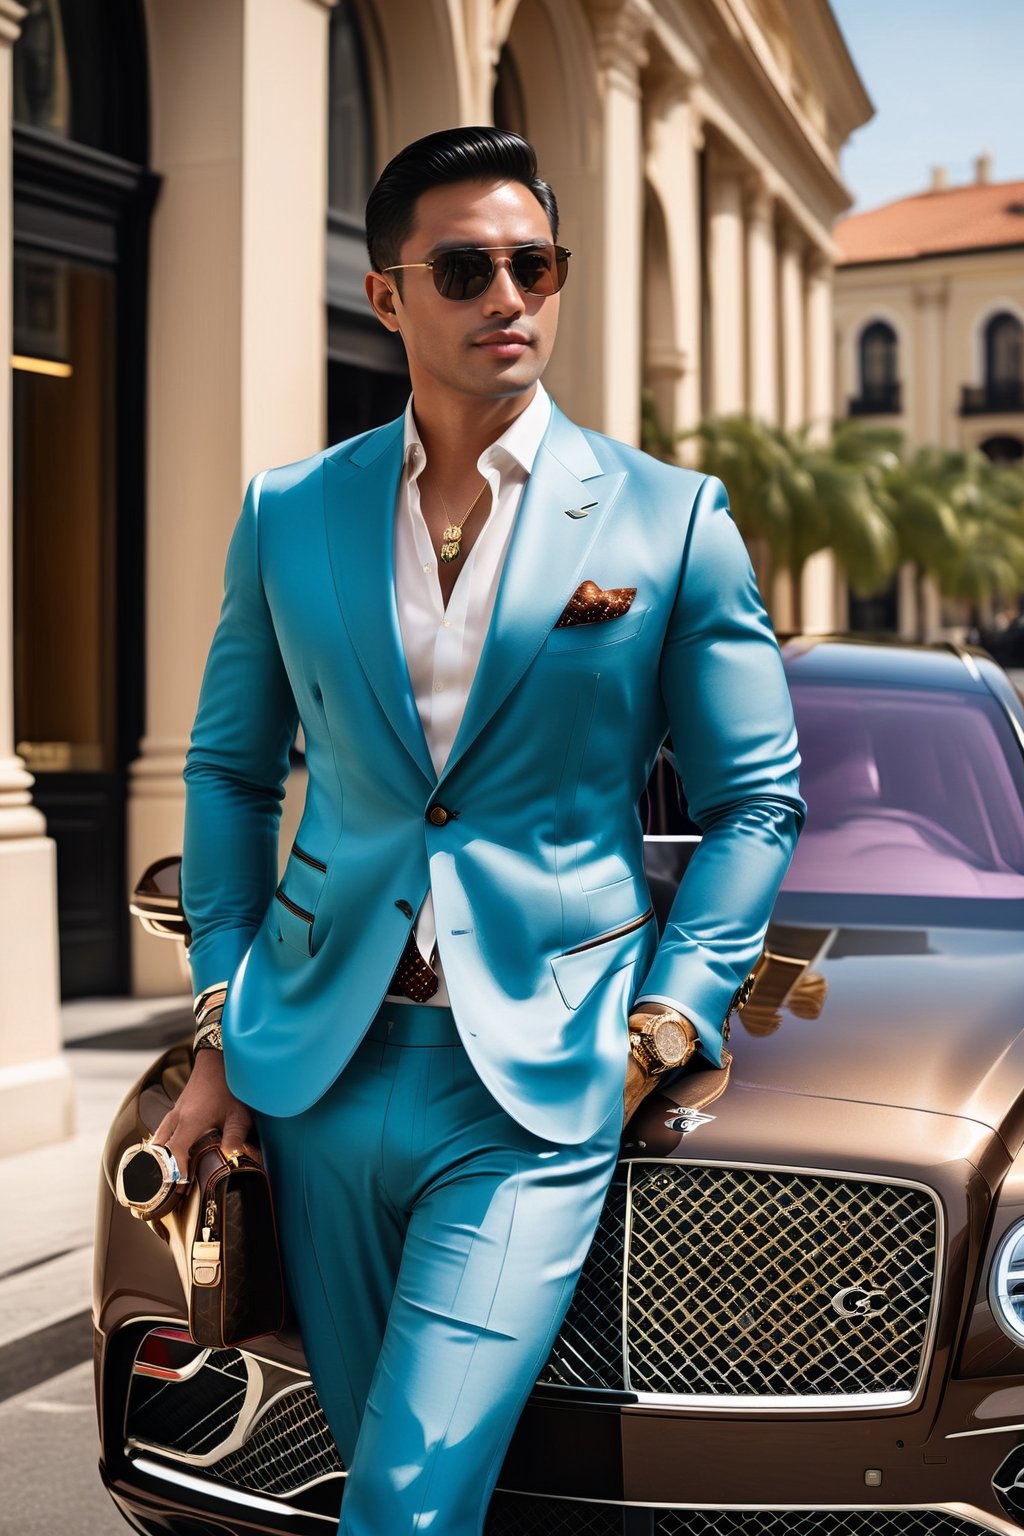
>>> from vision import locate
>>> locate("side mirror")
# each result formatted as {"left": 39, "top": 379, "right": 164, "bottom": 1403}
{"left": 129, "top": 856, "right": 191, "bottom": 946}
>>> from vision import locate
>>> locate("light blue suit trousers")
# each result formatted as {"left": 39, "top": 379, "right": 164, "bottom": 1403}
{"left": 254, "top": 1002, "right": 622, "bottom": 1536}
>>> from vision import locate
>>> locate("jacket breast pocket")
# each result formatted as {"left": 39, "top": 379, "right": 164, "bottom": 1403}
{"left": 270, "top": 843, "right": 328, "bottom": 956}
{"left": 545, "top": 606, "right": 647, "bottom": 652}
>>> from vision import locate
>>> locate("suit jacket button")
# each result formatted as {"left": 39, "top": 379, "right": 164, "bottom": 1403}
{"left": 427, "top": 805, "right": 450, "bottom": 827}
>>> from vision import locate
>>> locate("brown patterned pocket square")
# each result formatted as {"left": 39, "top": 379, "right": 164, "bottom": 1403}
{"left": 555, "top": 580, "right": 638, "bottom": 628}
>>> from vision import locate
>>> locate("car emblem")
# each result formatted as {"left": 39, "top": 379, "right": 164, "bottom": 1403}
{"left": 664, "top": 1107, "right": 716, "bottom": 1136}
{"left": 831, "top": 1285, "right": 890, "bottom": 1318}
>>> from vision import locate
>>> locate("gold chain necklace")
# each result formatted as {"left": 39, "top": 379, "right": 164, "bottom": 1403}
{"left": 435, "top": 479, "right": 488, "bottom": 563}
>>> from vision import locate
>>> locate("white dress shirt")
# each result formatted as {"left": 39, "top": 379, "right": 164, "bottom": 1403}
{"left": 387, "top": 382, "right": 552, "bottom": 1005}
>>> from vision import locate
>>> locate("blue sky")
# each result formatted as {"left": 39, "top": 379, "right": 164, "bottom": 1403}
{"left": 828, "top": 0, "right": 1024, "bottom": 214}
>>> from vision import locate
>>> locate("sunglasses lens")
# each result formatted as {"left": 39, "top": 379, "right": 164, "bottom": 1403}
{"left": 433, "top": 249, "right": 494, "bottom": 301}
{"left": 510, "top": 246, "right": 566, "bottom": 295}
{"left": 430, "top": 245, "right": 570, "bottom": 301}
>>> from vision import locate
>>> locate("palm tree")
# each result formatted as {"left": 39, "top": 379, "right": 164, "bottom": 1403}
{"left": 878, "top": 447, "right": 1024, "bottom": 637}
{"left": 937, "top": 456, "right": 1024, "bottom": 623}
{"left": 683, "top": 414, "right": 898, "bottom": 628}
{"left": 642, "top": 395, "right": 1024, "bottom": 637}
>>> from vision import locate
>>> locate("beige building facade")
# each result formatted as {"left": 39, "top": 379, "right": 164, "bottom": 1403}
{"left": 834, "top": 161, "right": 1024, "bottom": 635}
{"left": 1, "top": 0, "right": 870, "bottom": 1152}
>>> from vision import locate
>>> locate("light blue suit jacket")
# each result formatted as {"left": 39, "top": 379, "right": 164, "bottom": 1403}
{"left": 182, "top": 403, "right": 805, "bottom": 1144}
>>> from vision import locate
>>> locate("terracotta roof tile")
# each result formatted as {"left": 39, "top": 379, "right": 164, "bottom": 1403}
{"left": 834, "top": 179, "right": 1024, "bottom": 265}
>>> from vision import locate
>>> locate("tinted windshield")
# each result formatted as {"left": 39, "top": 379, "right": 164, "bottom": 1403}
{"left": 782, "top": 683, "right": 1024, "bottom": 899}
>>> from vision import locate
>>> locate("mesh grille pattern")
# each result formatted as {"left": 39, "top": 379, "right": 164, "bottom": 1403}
{"left": 214, "top": 1385, "right": 344, "bottom": 1494}
{"left": 126, "top": 1348, "right": 248, "bottom": 1455}
{"left": 540, "top": 1163, "right": 938, "bottom": 1399}
{"left": 485, "top": 1505, "right": 999, "bottom": 1536}
{"left": 658, "top": 1515, "right": 998, "bottom": 1535}
{"left": 485, "top": 1493, "right": 621, "bottom": 1535}
{"left": 628, "top": 1165, "right": 937, "bottom": 1397}
{"left": 539, "top": 1169, "right": 628, "bottom": 1389}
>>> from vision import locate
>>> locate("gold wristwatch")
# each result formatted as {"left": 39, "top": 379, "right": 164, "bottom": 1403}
{"left": 629, "top": 1009, "right": 697, "bottom": 1076}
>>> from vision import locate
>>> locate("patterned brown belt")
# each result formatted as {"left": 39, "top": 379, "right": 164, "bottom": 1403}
{"left": 389, "top": 930, "right": 439, "bottom": 1001}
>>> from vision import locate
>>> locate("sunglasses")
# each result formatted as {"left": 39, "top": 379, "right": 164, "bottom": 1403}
{"left": 382, "top": 242, "right": 571, "bottom": 302}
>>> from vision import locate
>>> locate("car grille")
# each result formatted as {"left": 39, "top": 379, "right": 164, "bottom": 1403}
{"left": 992, "top": 1442, "right": 1024, "bottom": 1523}
{"left": 214, "top": 1384, "right": 343, "bottom": 1494}
{"left": 485, "top": 1502, "right": 1004, "bottom": 1536}
{"left": 126, "top": 1347, "right": 250, "bottom": 1456}
{"left": 539, "top": 1163, "right": 939, "bottom": 1402}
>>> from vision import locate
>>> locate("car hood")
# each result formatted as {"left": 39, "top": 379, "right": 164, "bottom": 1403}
{"left": 715, "top": 910, "right": 1024, "bottom": 1143}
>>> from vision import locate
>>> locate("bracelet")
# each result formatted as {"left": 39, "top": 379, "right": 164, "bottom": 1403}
{"left": 194, "top": 981, "right": 228, "bottom": 1020}
{"left": 195, "top": 999, "right": 224, "bottom": 1031}
{"left": 193, "top": 1021, "right": 224, "bottom": 1055}
{"left": 192, "top": 982, "right": 228, "bottom": 1058}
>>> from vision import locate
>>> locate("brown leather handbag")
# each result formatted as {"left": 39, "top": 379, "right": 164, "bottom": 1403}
{"left": 158, "top": 1129, "right": 286, "bottom": 1348}
{"left": 110, "top": 1038, "right": 286, "bottom": 1349}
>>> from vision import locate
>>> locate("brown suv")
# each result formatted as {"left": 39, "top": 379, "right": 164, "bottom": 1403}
{"left": 95, "top": 637, "right": 1024, "bottom": 1536}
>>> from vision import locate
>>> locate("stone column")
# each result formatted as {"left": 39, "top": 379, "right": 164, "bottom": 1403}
{"left": 771, "top": 221, "right": 805, "bottom": 625}
{"left": 585, "top": 0, "right": 650, "bottom": 444}
{"left": 706, "top": 141, "right": 746, "bottom": 415}
{"left": 777, "top": 220, "right": 806, "bottom": 431}
{"left": 643, "top": 68, "right": 702, "bottom": 451}
{"left": 744, "top": 173, "right": 777, "bottom": 424}
{"left": 913, "top": 281, "right": 949, "bottom": 448}
{"left": 130, "top": 0, "right": 332, "bottom": 993}
{"left": 0, "top": 0, "right": 74, "bottom": 1154}
{"left": 800, "top": 247, "right": 837, "bottom": 631}
{"left": 804, "top": 248, "right": 833, "bottom": 443}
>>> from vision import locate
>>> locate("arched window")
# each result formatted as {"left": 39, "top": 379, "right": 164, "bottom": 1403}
{"left": 852, "top": 320, "right": 900, "bottom": 414}
{"left": 328, "top": 2, "right": 374, "bottom": 220}
{"left": 985, "top": 312, "right": 1024, "bottom": 409}
{"left": 325, "top": 3, "right": 408, "bottom": 445}
{"left": 14, "top": 0, "right": 147, "bottom": 159}
{"left": 493, "top": 43, "right": 528, "bottom": 136}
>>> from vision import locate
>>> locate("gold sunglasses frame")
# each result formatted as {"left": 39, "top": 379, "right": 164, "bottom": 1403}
{"left": 381, "top": 242, "right": 571, "bottom": 300}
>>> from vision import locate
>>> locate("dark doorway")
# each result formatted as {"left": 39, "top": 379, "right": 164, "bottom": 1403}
{"left": 980, "top": 434, "right": 1023, "bottom": 465}
{"left": 327, "top": 312, "right": 409, "bottom": 444}
{"left": 848, "top": 579, "right": 899, "bottom": 634}
{"left": 12, "top": 0, "right": 157, "bottom": 995}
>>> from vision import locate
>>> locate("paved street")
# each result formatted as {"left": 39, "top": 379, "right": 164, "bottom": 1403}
{"left": 0, "top": 995, "right": 193, "bottom": 1536}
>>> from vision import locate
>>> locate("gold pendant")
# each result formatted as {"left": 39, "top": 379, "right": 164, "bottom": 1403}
{"left": 440, "top": 523, "right": 463, "bottom": 563}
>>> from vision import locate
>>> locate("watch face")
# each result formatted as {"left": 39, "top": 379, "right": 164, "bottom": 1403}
{"left": 652, "top": 1016, "right": 690, "bottom": 1067}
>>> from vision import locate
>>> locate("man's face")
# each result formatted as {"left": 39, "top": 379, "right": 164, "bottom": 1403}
{"left": 366, "top": 178, "right": 561, "bottom": 402}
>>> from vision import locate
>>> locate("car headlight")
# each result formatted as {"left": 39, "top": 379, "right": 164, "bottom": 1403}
{"left": 990, "top": 1221, "right": 1024, "bottom": 1343}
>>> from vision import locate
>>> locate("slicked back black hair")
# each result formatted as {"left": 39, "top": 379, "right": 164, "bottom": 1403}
{"left": 365, "top": 126, "right": 559, "bottom": 275}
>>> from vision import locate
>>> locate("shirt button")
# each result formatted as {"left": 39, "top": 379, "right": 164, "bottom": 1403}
{"left": 442, "top": 617, "right": 451, "bottom": 627}
{"left": 435, "top": 682, "right": 444, "bottom": 693}
{"left": 423, "top": 562, "right": 432, "bottom": 573}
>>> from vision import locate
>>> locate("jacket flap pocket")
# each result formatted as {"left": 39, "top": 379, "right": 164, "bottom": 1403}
{"left": 550, "top": 910, "right": 653, "bottom": 1009}
{"left": 271, "top": 845, "right": 328, "bottom": 955}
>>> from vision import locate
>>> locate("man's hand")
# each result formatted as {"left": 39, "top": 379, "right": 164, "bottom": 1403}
{"left": 622, "top": 1002, "right": 698, "bottom": 1128}
{"left": 151, "top": 1049, "right": 254, "bottom": 1180}
{"left": 623, "top": 1053, "right": 655, "bottom": 1126}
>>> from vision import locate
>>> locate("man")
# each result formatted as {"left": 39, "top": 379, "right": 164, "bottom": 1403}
{"left": 156, "top": 127, "right": 804, "bottom": 1534}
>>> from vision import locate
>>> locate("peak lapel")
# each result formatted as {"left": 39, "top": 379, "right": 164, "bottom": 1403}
{"left": 440, "top": 408, "right": 626, "bottom": 782}
{"left": 322, "top": 423, "right": 436, "bottom": 785}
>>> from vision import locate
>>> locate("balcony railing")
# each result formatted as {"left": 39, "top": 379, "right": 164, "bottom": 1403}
{"left": 960, "top": 381, "right": 1024, "bottom": 415}
{"left": 848, "top": 383, "right": 902, "bottom": 416}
